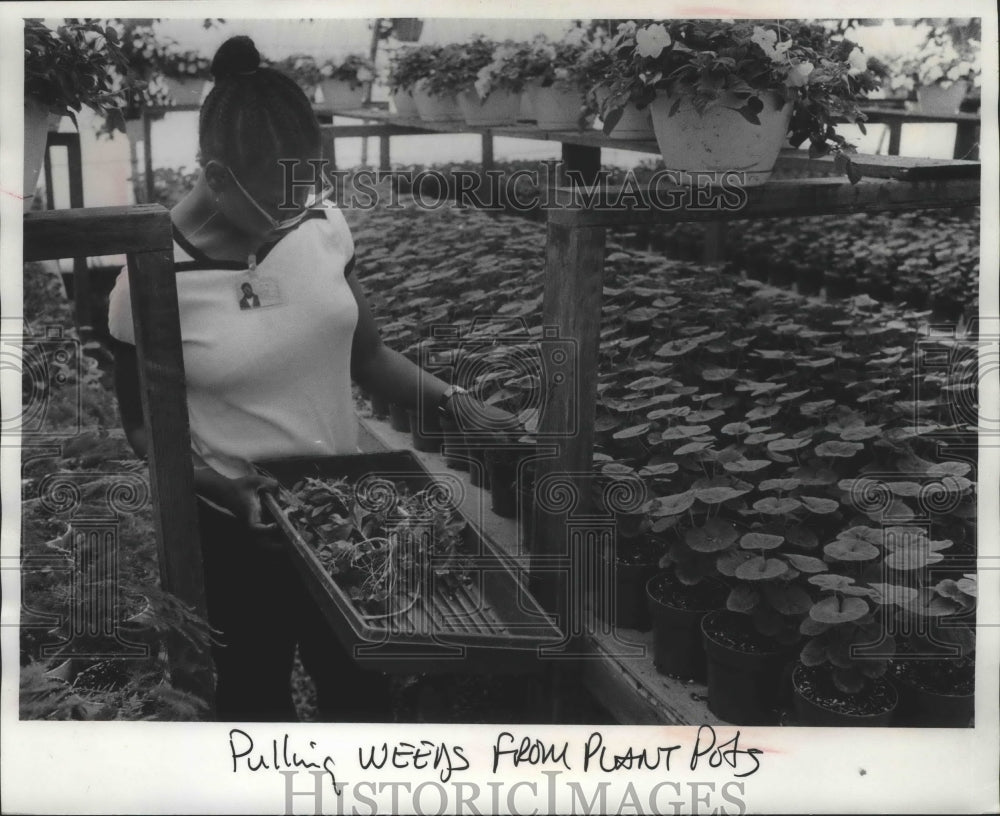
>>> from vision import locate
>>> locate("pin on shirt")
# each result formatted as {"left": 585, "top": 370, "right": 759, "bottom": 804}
{"left": 237, "top": 252, "right": 284, "bottom": 310}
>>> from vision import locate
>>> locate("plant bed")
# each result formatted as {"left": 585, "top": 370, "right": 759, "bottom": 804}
{"left": 647, "top": 571, "right": 728, "bottom": 680}
{"left": 701, "top": 609, "right": 792, "bottom": 725}
{"left": 258, "top": 451, "right": 561, "bottom": 674}
{"left": 890, "top": 656, "right": 975, "bottom": 727}
{"left": 791, "top": 662, "right": 897, "bottom": 726}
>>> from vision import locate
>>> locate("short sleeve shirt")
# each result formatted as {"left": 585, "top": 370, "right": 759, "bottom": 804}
{"left": 107, "top": 202, "right": 360, "bottom": 479}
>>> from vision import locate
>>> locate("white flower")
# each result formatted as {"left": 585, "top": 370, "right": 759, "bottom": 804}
{"left": 320, "top": 64, "right": 334, "bottom": 78}
{"left": 635, "top": 23, "right": 671, "bottom": 58}
{"left": 847, "top": 47, "right": 868, "bottom": 76}
{"left": 751, "top": 26, "right": 792, "bottom": 63}
{"left": 786, "top": 61, "right": 814, "bottom": 87}
{"left": 563, "top": 27, "right": 587, "bottom": 47}
{"left": 356, "top": 66, "right": 374, "bottom": 82}
{"left": 616, "top": 21, "right": 637, "bottom": 38}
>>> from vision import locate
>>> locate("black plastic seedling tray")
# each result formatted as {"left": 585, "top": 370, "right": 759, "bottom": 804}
{"left": 256, "top": 450, "right": 561, "bottom": 674}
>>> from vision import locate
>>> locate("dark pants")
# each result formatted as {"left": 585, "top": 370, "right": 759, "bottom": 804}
{"left": 197, "top": 498, "right": 393, "bottom": 722}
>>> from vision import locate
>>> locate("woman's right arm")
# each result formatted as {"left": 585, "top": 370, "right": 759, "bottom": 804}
{"left": 110, "top": 339, "right": 278, "bottom": 532}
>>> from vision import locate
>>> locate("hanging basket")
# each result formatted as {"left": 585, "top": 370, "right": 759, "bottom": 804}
{"left": 649, "top": 90, "right": 794, "bottom": 187}
{"left": 392, "top": 18, "right": 423, "bottom": 43}
{"left": 412, "top": 80, "right": 463, "bottom": 122}
{"left": 23, "top": 97, "right": 60, "bottom": 210}
{"left": 320, "top": 79, "right": 367, "bottom": 111}
{"left": 163, "top": 76, "right": 209, "bottom": 107}
{"left": 456, "top": 88, "right": 520, "bottom": 126}
{"left": 915, "top": 80, "right": 970, "bottom": 115}
{"left": 530, "top": 84, "right": 586, "bottom": 130}
{"left": 390, "top": 87, "right": 420, "bottom": 117}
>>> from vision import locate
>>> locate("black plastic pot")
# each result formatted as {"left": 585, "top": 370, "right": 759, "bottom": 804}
{"left": 370, "top": 392, "right": 390, "bottom": 420}
{"left": 485, "top": 444, "right": 535, "bottom": 519}
{"left": 890, "top": 660, "right": 975, "bottom": 727}
{"left": 701, "top": 609, "right": 790, "bottom": 725}
{"left": 647, "top": 573, "right": 727, "bottom": 680}
{"left": 407, "top": 408, "right": 441, "bottom": 453}
{"left": 601, "top": 547, "right": 658, "bottom": 632}
{"left": 388, "top": 402, "right": 411, "bottom": 433}
{"left": 468, "top": 449, "right": 490, "bottom": 489}
{"left": 792, "top": 663, "right": 897, "bottom": 727}
{"left": 517, "top": 475, "right": 536, "bottom": 554}
{"left": 440, "top": 414, "right": 469, "bottom": 471}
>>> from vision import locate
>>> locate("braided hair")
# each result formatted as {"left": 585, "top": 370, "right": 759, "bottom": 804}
{"left": 199, "top": 36, "right": 321, "bottom": 178}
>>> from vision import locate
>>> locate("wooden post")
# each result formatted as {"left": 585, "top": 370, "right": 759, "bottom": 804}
{"left": 143, "top": 110, "right": 155, "bottom": 204}
{"left": 887, "top": 121, "right": 902, "bottom": 156}
{"left": 379, "top": 133, "right": 391, "bottom": 172}
{"left": 561, "top": 143, "right": 601, "bottom": 187}
{"left": 23, "top": 206, "right": 211, "bottom": 703}
{"left": 953, "top": 120, "right": 979, "bottom": 160}
{"left": 321, "top": 127, "right": 337, "bottom": 172}
{"left": 531, "top": 217, "right": 606, "bottom": 626}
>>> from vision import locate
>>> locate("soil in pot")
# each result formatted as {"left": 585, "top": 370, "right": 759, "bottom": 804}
{"left": 890, "top": 656, "right": 975, "bottom": 727}
{"left": 407, "top": 408, "right": 441, "bottom": 453}
{"left": 388, "top": 402, "right": 411, "bottom": 433}
{"left": 599, "top": 535, "right": 661, "bottom": 631}
{"left": 701, "top": 609, "right": 791, "bottom": 725}
{"left": 647, "top": 572, "right": 728, "bottom": 680}
{"left": 792, "top": 663, "right": 897, "bottom": 727}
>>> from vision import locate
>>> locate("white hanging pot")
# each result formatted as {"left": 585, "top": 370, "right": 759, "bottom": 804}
{"left": 23, "top": 96, "right": 60, "bottom": 210}
{"left": 531, "top": 84, "right": 587, "bottom": 130}
{"left": 915, "top": 80, "right": 970, "bottom": 115}
{"left": 456, "top": 87, "right": 520, "bottom": 126}
{"left": 519, "top": 78, "right": 543, "bottom": 121}
{"left": 412, "top": 79, "right": 463, "bottom": 122}
{"left": 593, "top": 87, "right": 654, "bottom": 140}
{"left": 649, "top": 90, "right": 794, "bottom": 187}
{"left": 390, "top": 87, "right": 420, "bottom": 117}
{"left": 320, "top": 79, "right": 367, "bottom": 110}
{"left": 163, "top": 76, "right": 208, "bottom": 106}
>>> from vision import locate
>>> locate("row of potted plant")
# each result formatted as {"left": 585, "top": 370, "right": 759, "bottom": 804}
{"left": 345, "top": 195, "right": 977, "bottom": 728}
{"left": 384, "top": 20, "right": 884, "bottom": 184}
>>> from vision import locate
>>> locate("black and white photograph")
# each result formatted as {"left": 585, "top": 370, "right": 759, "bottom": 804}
{"left": 2, "top": 2, "right": 998, "bottom": 814}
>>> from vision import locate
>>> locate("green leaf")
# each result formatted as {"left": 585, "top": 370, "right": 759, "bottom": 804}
{"left": 735, "top": 556, "right": 788, "bottom": 581}
{"left": 649, "top": 490, "right": 695, "bottom": 516}
{"left": 810, "top": 596, "right": 869, "bottom": 624}
{"left": 798, "top": 495, "right": 840, "bottom": 514}
{"left": 723, "top": 458, "right": 771, "bottom": 473}
{"left": 752, "top": 497, "right": 802, "bottom": 515}
{"left": 762, "top": 583, "right": 813, "bottom": 615}
{"left": 695, "top": 485, "right": 750, "bottom": 504}
{"left": 685, "top": 518, "right": 739, "bottom": 552}
{"left": 867, "top": 583, "right": 919, "bottom": 606}
{"left": 675, "top": 440, "right": 713, "bottom": 456}
{"left": 726, "top": 584, "right": 759, "bottom": 613}
{"left": 717, "top": 548, "right": 754, "bottom": 577}
{"left": 613, "top": 423, "right": 651, "bottom": 440}
{"left": 824, "top": 537, "right": 879, "bottom": 562}
{"left": 758, "top": 478, "right": 802, "bottom": 492}
{"left": 739, "top": 532, "right": 784, "bottom": 551}
{"left": 800, "top": 637, "right": 829, "bottom": 666}
{"left": 785, "top": 553, "right": 828, "bottom": 573}
{"left": 768, "top": 437, "right": 810, "bottom": 452}
{"left": 815, "top": 440, "right": 864, "bottom": 457}
{"left": 785, "top": 524, "right": 819, "bottom": 549}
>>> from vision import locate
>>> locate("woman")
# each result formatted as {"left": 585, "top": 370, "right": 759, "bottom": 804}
{"left": 107, "top": 35, "right": 518, "bottom": 721}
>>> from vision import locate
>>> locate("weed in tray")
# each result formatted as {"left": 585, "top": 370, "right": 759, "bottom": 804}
{"left": 282, "top": 476, "right": 472, "bottom": 620}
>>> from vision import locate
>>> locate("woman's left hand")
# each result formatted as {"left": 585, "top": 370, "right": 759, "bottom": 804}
{"left": 445, "top": 393, "right": 524, "bottom": 446}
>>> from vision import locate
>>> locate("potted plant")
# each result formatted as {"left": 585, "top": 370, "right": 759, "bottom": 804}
{"left": 581, "top": 33, "right": 656, "bottom": 140}
{"left": 523, "top": 30, "right": 598, "bottom": 130}
{"left": 272, "top": 53, "right": 326, "bottom": 101}
{"left": 158, "top": 48, "right": 212, "bottom": 106}
{"left": 889, "top": 574, "right": 976, "bottom": 727}
{"left": 466, "top": 39, "right": 539, "bottom": 126}
{"left": 23, "top": 19, "right": 138, "bottom": 206}
{"left": 387, "top": 45, "right": 439, "bottom": 116}
{"left": 318, "top": 54, "right": 375, "bottom": 110}
{"left": 412, "top": 44, "right": 464, "bottom": 122}
{"left": 389, "top": 18, "right": 424, "bottom": 44}
{"left": 607, "top": 19, "right": 883, "bottom": 185}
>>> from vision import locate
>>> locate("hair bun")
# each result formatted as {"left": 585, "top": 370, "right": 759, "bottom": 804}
{"left": 211, "top": 35, "right": 261, "bottom": 80}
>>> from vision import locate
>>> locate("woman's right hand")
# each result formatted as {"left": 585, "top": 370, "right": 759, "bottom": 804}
{"left": 224, "top": 474, "right": 281, "bottom": 535}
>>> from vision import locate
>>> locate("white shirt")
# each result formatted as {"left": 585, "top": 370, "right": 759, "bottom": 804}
{"left": 107, "top": 202, "right": 360, "bottom": 480}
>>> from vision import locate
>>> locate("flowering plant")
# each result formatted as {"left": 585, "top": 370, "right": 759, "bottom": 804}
{"left": 24, "top": 19, "right": 145, "bottom": 132}
{"left": 523, "top": 29, "right": 603, "bottom": 91}
{"left": 271, "top": 54, "right": 326, "bottom": 90}
{"left": 159, "top": 49, "right": 212, "bottom": 80}
{"left": 472, "top": 39, "right": 540, "bottom": 99}
{"left": 386, "top": 45, "right": 441, "bottom": 92}
{"left": 423, "top": 36, "right": 498, "bottom": 97}
{"left": 319, "top": 53, "right": 375, "bottom": 89}
{"left": 600, "top": 20, "right": 883, "bottom": 178}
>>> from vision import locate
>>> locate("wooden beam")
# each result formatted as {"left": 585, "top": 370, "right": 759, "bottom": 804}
{"left": 775, "top": 150, "right": 979, "bottom": 181}
{"left": 547, "top": 176, "right": 980, "bottom": 228}
{"left": 23, "top": 206, "right": 181, "bottom": 262}
{"left": 531, "top": 219, "right": 606, "bottom": 624}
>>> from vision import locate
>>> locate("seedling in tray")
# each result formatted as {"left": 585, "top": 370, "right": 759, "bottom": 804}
{"left": 279, "top": 476, "right": 473, "bottom": 620}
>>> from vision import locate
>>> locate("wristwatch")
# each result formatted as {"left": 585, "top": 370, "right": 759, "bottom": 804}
{"left": 438, "top": 384, "right": 470, "bottom": 419}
